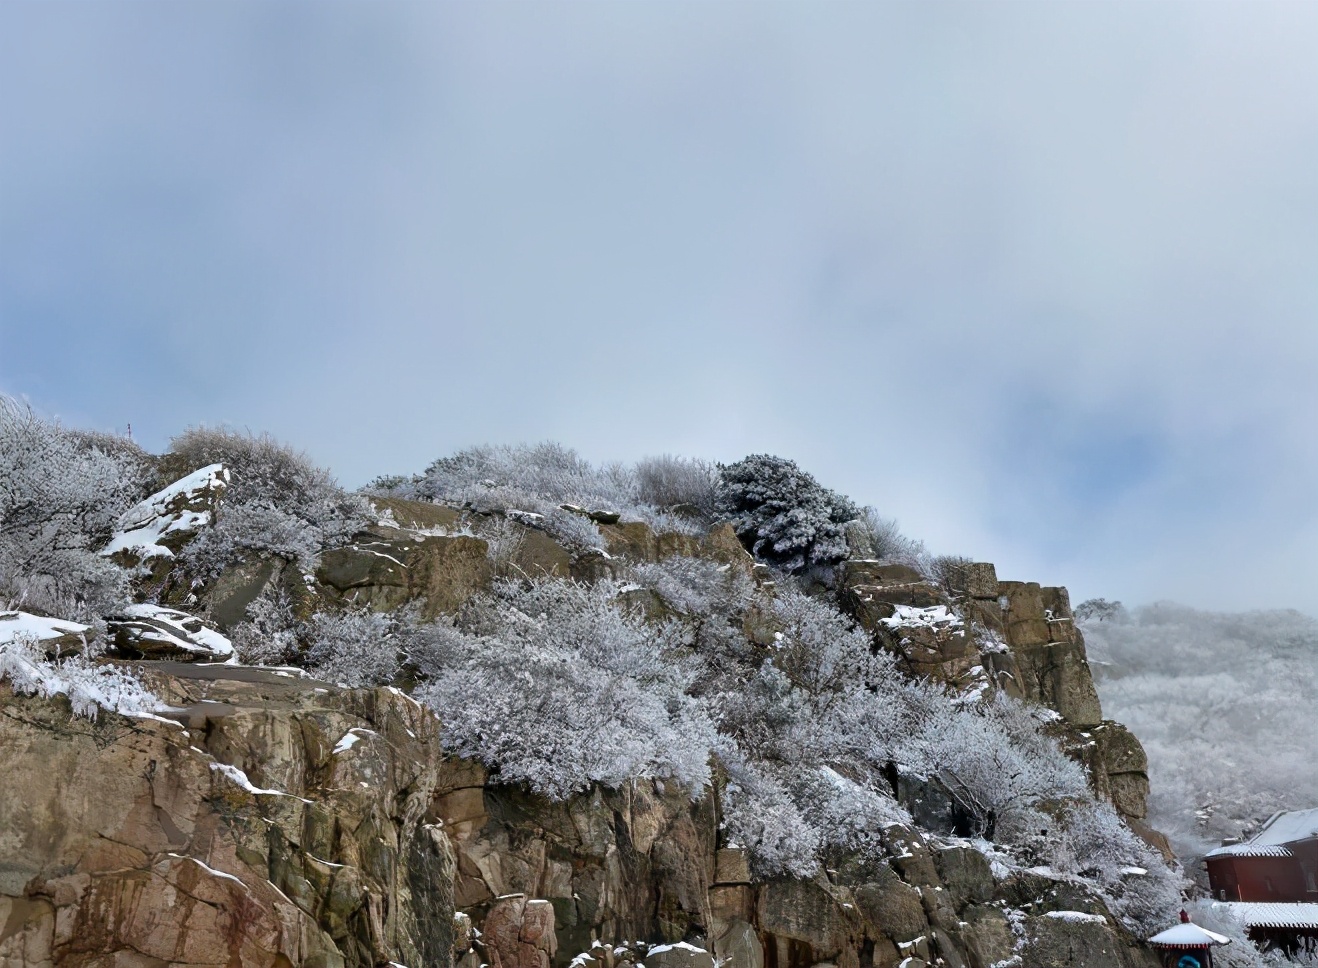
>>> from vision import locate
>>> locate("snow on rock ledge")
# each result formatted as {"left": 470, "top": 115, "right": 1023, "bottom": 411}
{"left": 101, "top": 463, "right": 228, "bottom": 563}
{"left": 878, "top": 604, "right": 964, "bottom": 632}
{"left": 0, "top": 610, "right": 91, "bottom": 655}
{"left": 105, "top": 604, "right": 234, "bottom": 661}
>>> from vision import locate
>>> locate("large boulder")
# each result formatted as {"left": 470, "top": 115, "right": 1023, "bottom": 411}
{"left": 101, "top": 463, "right": 229, "bottom": 567}
{"left": 1022, "top": 911, "right": 1157, "bottom": 968}
{"left": 105, "top": 603, "right": 233, "bottom": 661}
{"left": 316, "top": 525, "right": 492, "bottom": 618}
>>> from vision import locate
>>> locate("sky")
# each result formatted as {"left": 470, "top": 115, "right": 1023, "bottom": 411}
{"left": 1, "top": 2, "right": 1316, "bottom": 614}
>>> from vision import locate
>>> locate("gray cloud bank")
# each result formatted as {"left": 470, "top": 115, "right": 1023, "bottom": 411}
{"left": 1, "top": 3, "right": 1315, "bottom": 613}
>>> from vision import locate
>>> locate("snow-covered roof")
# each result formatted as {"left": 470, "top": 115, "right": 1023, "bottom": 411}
{"left": 1253, "top": 809, "right": 1318, "bottom": 847}
{"left": 1205, "top": 808, "right": 1318, "bottom": 859}
{"left": 1220, "top": 903, "right": 1318, "bottom": 930}
{"left": 1205, "top": 843, "right": 1294, "bottom": 859}
{"left": 1148, "top": 923, "right": 1232, "bottom": 948}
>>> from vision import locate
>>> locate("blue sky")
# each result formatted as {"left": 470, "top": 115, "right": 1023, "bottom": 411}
{"left": 2, "top": 2, "right": 1316, "bottom": 614}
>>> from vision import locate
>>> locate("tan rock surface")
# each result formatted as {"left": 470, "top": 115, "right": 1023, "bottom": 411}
{"left": 0, "top": 663, "right": 455, "bottom": 968}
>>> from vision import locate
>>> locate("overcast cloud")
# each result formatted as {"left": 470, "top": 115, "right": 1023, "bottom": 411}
{"left": 2, "top": 2, "right": 1315, "bottom": 613}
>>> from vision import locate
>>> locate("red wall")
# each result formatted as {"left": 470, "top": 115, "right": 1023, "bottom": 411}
{"left": 1207, "top": 856, "right": 1306, "bottom": 901}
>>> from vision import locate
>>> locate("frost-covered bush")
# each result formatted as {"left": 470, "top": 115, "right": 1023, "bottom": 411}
{"left": 1046, "top": 799, "right": 1183, "bottom": 937}
{"left": 228, "top": 589, "right": 302, "bottom": 665}
{"left": 474, "top": 515, "right": 529, "bottom": 576}
{"left": 859, "top": 508, "right": 927, "bottom": 565}
{"left": 413, "top": 578, "right": 719, "bottom": 798}
{"left": 719, "top": 754, "right": 823, "bottom": 878}
{"left": 0, "top": 633, "right": 158, "bottom": 719}
{"left": 628, "top": 555, "right": 755, "bottom": 621}
{"left": 393, "top": 443, "right": 706, "bottom": 551}
{"left": 305, "top": 609, "right": 402, "bottom": 687}
{"left": 716, "top": 454, "right": 860, "bottom": 572}
{"left": 634, "top": 454, "right": 720, "bottom": 521}
{"left": 902, "top": 692, "right": 1090, "bottom": 839}
{"left": 168, "top": 427, "right": 370, "bottom": 576}
{"left": 0, "top": 397, "right": 145, "bottom": 620}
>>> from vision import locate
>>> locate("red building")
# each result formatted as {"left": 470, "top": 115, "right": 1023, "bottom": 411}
{"left": 1206, "top": 808, "right": 1318, "bottom": 902}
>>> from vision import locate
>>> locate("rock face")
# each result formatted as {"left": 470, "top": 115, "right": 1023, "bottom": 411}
{"left": 0, "top": 664, "right": 454, "bottom": 968}
{"left": 432, "top": 767, "right": 1159, "bottom": 968}
{"left": 316, "top": 525, "right": 492, "bottom": 619}
{"left": 2, "top": 490, "right": 1172, "bottom": 968}
{"left": 838, "top": 559, "right": 1154, "bottom": 830}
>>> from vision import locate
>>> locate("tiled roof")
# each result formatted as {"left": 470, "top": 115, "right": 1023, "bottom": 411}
{"left": 1220, "top": 902, "right": 1318, "bottom": 930}
{"left": 1148, "top": 923, "right": 1231, "bottom": 948}
{"left": 1204, "top": 807, "right": 1318, "bottom": 859}
{"left": 1205, "top": 843, "right": 1294, "bottom": 859}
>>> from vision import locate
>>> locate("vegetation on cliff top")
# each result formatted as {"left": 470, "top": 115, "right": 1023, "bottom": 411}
{"left": 1, "top": 397, "right": 1182, "bottom": 937}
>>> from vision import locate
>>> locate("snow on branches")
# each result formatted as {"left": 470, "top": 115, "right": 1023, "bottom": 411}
{"left": 716, "top": 454, "right": 860, "bottom": 573}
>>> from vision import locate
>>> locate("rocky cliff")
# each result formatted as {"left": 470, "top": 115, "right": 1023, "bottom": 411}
{"left": 2, "top": 478, "right": 1173, "bottom": 968}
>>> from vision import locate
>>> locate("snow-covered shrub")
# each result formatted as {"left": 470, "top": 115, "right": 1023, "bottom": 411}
{"left": 168, "top": 427, "right": 370, "bottom": 576}
{"left": 859, "top": 509, "right": 927, "bottom": 565}
{"left": 398, "top": 443, "right": 705, "bottom": 549}
{"left": 767, "top": 585, "right": 895, "bottom": 697}
{"left": 628, "top": 555, "right": 755, "bottom": 621}
{"left": 1046, "top": 799, "right": 1183, "bottom": 937}
{"left": 228, "top": 589, "right": 302, "bottom": 665}
{"left": 709, "top": 588, "right": 912, "bottom": 876}
{"left": 305, "top": 609, "right": 402, "bottom": 687}
{"left": 902, "top": 692, "right": 1091, "bottom": 840}
{"left": 0, "top": 633, "right": 158, "bottom": 719}
{"left": 474, "top": 514, "right": 529, "bottom": 576}
{"left": 718, "top": 754, "right": 823, "bottom": 878}
{"left": 0, "top": 396, "right": 144, "bottom": 620}
{"left": 634, "top": 455, "right": 720, "bottom": 521}
{"left": 716, "top": 454, "right": 860, "bottom": 572}
{"left": 412, "top": 577, "right": 718, "bottom": 798}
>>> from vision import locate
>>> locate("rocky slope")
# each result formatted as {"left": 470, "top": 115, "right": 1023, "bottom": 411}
{"left": 2, "top": 478, "right": 1172, "bottom": 968}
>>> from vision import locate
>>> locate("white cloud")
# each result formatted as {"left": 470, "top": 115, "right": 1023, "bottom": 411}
{"left": 1, "top": 2, "right": 1315, "bottom": 612}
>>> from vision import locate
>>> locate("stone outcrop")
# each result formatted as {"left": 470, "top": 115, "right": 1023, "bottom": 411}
{"left": 0, "top": 663, "right": 455, "bottom": 968}
{"left": 1, "top": 478, "right": 1176, "bottom": 968}
{"left": 432, "top": 768, "right": 1159, "bottom": 968}
{"left": 315, "top": 524, "right": 492, "bottom": 618}
{"left": 838, "top": 560, "right": 1154, "bottom": 829}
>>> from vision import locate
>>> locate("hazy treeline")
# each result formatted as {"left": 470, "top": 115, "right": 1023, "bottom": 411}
{"left": 1082, "top": 603, "right": 1318, "bottom": 867}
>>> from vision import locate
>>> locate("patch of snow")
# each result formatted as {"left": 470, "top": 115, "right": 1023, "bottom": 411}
{"left": 879, "top": 605, "right": 963, "bottom": 632}
{"left": 647, "top": 943, "right": 708, "bottom": 955}
{"left": 333, "top": 728, "right": 376, "bottom": 754}
{"left": 1043, "top": 911, "right": 1107, "bottom": 924}
{"left": 209, "top": 762, "right": 310, "bottom": 802}
{"left": 165, "top": 853, "right": 249, "bottom": 889}
{"left": 0, "top": 611, "right": 89, "bottom": 647}
{"left": 102, "top": 463, "right": 228, "bottom": 559}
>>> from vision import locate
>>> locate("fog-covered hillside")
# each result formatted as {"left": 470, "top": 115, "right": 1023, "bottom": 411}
{"left": 1082, "top": 603, "right": 1318, "bottom": 874}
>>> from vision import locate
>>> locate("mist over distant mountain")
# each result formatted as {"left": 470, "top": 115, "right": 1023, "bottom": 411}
{"left": 1083, "top": 603, "right": 1318, "bottom": 877}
